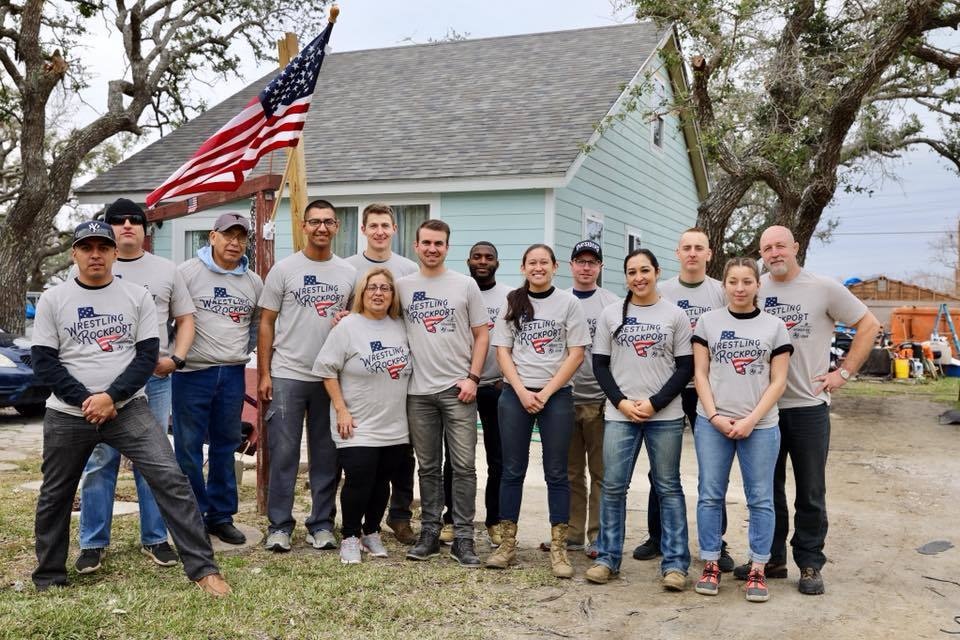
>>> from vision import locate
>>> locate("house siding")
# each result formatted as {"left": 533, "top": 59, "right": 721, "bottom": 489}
{"left": 439, "top": 190, "right": 550, "bottom": 289}
{"left": 554, "top": 55, "right": 700, "bottom": 296}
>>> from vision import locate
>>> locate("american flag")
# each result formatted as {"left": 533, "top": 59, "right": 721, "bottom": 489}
{"left": 96, "top": 334, "right": 123, "bottom": 352}
{"left": 677, "top": 299, "right": 690, "bottom": 309}
{"left": 623, "top": 317, "right": 638, "bottom": 325}
{"left": 214, "top": 287, "right": 229, "bottom": 298}
{"left": 78, "top": 306, "right": 105, "bottom": 320}
{"left": 531, "top": 337, "right": 553, "bottom": 354}
{"left": 412, "top": 291, "right": 431, "bottom": 302}
{"left": 144, "top": 21, "right": 336, "bottom": 207}
{"left": 720, "top": 330, "right": 737, "bottom": 340}
{"left": 370, "top": 341, "right": 384, "bottom": 351}
{"left": 764, "top": 297, "right": 779, "bottom": 308}
{"left": 632, "top": 339, "right": 656, "bottom": 357}
{"left": 732, "top": 356, "right": 757, "bottom": 375}
{"left": 304, "top": 275, "right": 318, "bottom": 286}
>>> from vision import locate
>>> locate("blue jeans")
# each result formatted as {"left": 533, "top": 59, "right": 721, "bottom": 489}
{"left": 171, "top": 365, "right": 245, "bottom": 527}
{"left": 78, "top": 375, "right": 171, "bottom": 548}
{"left": 498, "top": 386, "right": 574, "bottom": 525}
{"left": 694, "top": 415, "right": 780, "bottom": 563}
{"left": 596, "top": 418, "right": 689, "bottom": 574}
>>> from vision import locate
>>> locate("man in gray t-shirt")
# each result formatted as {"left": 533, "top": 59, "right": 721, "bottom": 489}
{"left": 76, "top": 198, "right": 197, "bottom": 573}
{"left": 258, "top": 199, "right": 355, "bottom": 553}
{"left": 172, "top": 212, "right": 263, "bottom": 548}
{"left": 396, "top": 219, "right": 489, "bottom": 567}
{"left": 565, "top": 240, "right": 619, "bottom": 556}
{"left": 753, "top": 225, "right": 880, "bottom": 595}
{"left": 31, "top": 221, "right": 227, "bottom": 597}
{"left": 344, "top": 204, "right": 419, "bottom": 545}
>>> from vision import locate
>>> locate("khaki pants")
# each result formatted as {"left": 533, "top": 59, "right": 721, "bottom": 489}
{"left": 567, "top": 402, "right": 605, "bottom": 545}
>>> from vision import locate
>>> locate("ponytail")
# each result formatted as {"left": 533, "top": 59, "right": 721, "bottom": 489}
{"left": 504, "top": 280, "right": 534, "bottom": 331}
{"left": 612, "top": 295, "right": 631, "bottom": 338}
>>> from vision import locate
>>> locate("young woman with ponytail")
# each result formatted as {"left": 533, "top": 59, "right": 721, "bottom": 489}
{"left": 691, "top": 257, "right": 792, "bottom": 602}
{"left": 584, "top": 248, "right": 694, "bottom": 590}
{"left": 485, "top": 244, "right": 591, "bottom": 578}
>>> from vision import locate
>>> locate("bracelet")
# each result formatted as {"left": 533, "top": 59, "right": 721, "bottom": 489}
{"left": 709, "top": 413, "right": 720, "bottom": 421}
{"left": 467, "top": 373, "right": 480, "bottom": 384}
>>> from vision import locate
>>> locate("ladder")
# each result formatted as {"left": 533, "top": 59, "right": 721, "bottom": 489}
{"left": 933, "top": 303, "right": 960, "bottom": 356}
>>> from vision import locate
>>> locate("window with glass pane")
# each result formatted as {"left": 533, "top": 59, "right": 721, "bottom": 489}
{"left": 185, "top": 230, "right": 207, "bottom": 260}
{"left": 391, "top": 204, "right": 429, "bottom": 260}
{"left": 331, "top": 206, "right": 358, "bottom": 258}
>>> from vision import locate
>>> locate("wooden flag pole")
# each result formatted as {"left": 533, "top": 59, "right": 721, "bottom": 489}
{"left": 275, "top": 32, "right": 310, "bottom": 252}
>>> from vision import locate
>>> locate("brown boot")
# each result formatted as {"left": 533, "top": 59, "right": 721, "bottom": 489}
{"left": 550, "top": 523, "right": 574, "bottom": 579}
{"left": 195, "top": 572, "right": 232, "bottom": 597}
{"left": 485, "top": 521, "right": 517, "bottom": 569}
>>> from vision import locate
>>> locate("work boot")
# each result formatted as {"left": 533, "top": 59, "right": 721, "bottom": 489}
{"left": 386, "top": 519, "right": 418, "bottom": 546}
{"left": 485, "top": 521, "right": 517, "bottom": 569}
{"left": 550, "top": 523, "right": 574, "bottom": 579}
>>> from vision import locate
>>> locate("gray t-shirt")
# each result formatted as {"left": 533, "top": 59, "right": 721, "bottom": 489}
{"left": 178, "top": 258, "right": 263, "bottom": 371}
{"left": 33, "top": 278, "right": 158, "bottom": 417}
{"left": 593, "top": 298, "right": 693, "bottom": 422}
{"left": 70, "top": 252, "right": 195, "bottom": 357}
{"left": 345, "top": 252, "right": 418, "bottom": 291}
{"left": 479, "top": 282, "right": 513, "bottom": 386}
{"left": 259, "top": 251, "right": 355, "bottom": 381}
{"left": 660, "top": 275, "right": 726, "bottom": 388}
{"left": 693, "top": 308, "right": 793, "bottom": 429}
{"left": 312, "top": 313, "right": 411, "bottom": 449}
{"left": 397, "top": 269, "right": 489, "bottom": 395}
{"left": 568, "top": 287, "right": 621, "bottom": 403}
{"left": 491, "top": 288, "right": 591, "bottom": 389}
{"left": 760, "top": 270, "right": 868, "bottom": 408}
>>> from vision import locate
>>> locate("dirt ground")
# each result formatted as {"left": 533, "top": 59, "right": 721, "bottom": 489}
{"left": 488, "top": 393, "right": 960, "bottom": 640}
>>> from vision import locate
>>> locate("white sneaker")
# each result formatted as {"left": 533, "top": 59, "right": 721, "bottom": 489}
{"left": 306, "top": 529, "right": 338, "bottom": 550}
{"left": 264, "top": 530, "right": 291, "bottom": 553}
{"left": 361, "top": 532, "right": 389, "bottom": 558}
{"left": 340, "top": 536, "right": 362, "bottom": 564}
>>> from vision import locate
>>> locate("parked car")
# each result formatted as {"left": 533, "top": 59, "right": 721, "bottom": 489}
{"left": 0, "top": 328, "right": 50, "bottom": 416}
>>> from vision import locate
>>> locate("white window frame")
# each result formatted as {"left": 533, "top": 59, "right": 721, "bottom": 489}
{"left": 650, "top": 73, "right": 668, "bottom": 152}
{"left": 582, "top": 208, "right": 604, "bottom": 247}
{"left": 626, "top": 226, "right": 643, "bottom": 253}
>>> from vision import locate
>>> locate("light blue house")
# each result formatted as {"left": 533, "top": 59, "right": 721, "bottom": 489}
{"left": 77, "top": 23, "right": 709, "bottom": 293}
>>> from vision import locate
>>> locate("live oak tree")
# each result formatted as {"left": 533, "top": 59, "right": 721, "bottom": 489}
{"left": 0, "top": 0, "right": 326, "bottom": 333}
{"left": 625, "top": 0, "right": 960, "bottom": 276}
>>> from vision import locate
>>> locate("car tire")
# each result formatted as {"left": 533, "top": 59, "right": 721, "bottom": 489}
{"left": 14, "top": 403, "right": 45, "bottom": 417}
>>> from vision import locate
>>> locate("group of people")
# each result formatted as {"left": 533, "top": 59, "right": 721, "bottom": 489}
{"left": 30, "top": 198, "right": 880, "bottom": 603}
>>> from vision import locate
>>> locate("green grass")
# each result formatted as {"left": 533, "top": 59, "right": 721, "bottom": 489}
{"left": 0, "top": 461, "right": 555, "bottom": 640}
{"left": 843, "top": 375, "right": 960, "bottom": 406}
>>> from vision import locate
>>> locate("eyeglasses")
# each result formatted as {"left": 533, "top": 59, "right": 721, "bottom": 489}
{"left": 106, "top": 214, "right": 146, "bottom": 227}
{"left": 573, "top": 259, "right": 601, "bottom": 267}
{"left": 364, "top": 284, "right": 394, "bottom": 293}
{"left": 304, "top": 218, "right": 339, "bottom": 228}
{"left": 219, "top": 231, "right": 248, "bottom": 245}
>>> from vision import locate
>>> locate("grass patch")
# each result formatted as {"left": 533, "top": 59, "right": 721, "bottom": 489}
{"left": 0, "top": 459, "right": 556, "bottom": 640}
{"left": 843, "top": 376, "right": 960, "bottom": 406}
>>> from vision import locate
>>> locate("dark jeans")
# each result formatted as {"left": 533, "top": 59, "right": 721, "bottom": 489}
{"left": 443, "top": 384, "right": 502, "bottom": 527}
{"left": 387, "top": 445, "right": 416, "bottom": 522}
{"left": 498, "top": 386, "right": 574, "bottom": 525}
{"left": 33, "top": 400, "right": 218, "bottom": 588}
{"left": 171, "top": 365, "right": 245, "bottom": 527}
{"left": 772, "top": 402, "right": 831, "bottom": 569}
{"left": 647, "top": 387, "right": 728, "bottom": 546}
{"left": 265, "top": 378, "right": 338, "bottom": 534}
{"left": 339, "top": 445, "right": 409, "bottom": 538}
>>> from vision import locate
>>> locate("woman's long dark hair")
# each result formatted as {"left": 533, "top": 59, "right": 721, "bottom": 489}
{"left": 504, "top": 244, "right": 557, "bottom": 330}
{"left": 613, "top": 248, "right": 660, "bottom": 338}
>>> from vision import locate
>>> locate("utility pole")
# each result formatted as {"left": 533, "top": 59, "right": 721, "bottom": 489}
{"left": 955, "top": 215, "right": 960, "bottom": 298}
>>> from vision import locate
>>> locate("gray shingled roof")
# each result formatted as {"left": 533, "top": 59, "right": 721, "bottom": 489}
{"left": 78, "top": 22, "right": 666, "bottom": 195}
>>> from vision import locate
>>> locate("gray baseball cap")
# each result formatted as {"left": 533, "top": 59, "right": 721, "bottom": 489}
{"left": 213, "top": 212, "right": 251, "bottom": 233}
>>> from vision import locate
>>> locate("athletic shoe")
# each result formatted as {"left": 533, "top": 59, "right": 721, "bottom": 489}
{"left": 695, "top": 561, "right": 721, "bottom": 596}
{"left": 264, "top": 531, "right": 291, "bottom": 553}
{"left": 662, "top": 570, "right": 687, "bottom": 592}
{"left": 439, "top": 523, "right": 455, "bottom": 545}
{"left": 798, "top": 567, "right": 825, "bottom": 595}
{"left": 361, "top": 532, "right": 389, "bottom": 558}
{"left": 141, "top": 541, "right": 179, "bottom": 566}
{"left": 340, "top": 537, "right": 362, "bottom": 564}
{"left": 745, "top": 568, "right": 770, "bottom": 602}
{"left": 306, "top": 529, "right": 337, "bottom": 550}
{"left": 734, "top": 560, "right": 788, "bottom": 580}
{"left": 75, "top": 548, "right": 104, "bottom": 574}
{"left": 632, "top": 538, "right": 661, "bottom": 561}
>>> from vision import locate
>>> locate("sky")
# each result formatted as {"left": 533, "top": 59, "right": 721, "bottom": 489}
{"left": 68, "top": 0, "right": 960, "bottom": 285}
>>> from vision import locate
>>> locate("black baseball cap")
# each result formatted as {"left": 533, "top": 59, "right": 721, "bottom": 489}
{"left": 104, "top": 198, "right": 147, "bottom": 227}
{"left": 72, "top": 220, "right": 117, "bottom": 247}
{"left": 571, "top": 240, "right": 602, "bottom": 261}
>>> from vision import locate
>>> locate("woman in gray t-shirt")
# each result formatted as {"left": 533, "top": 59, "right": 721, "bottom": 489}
{"left": 487, "top": 244, "right": 591, "bottom": 578}
{"left": 691, "top": 257, "right": 792, "bottom": 602}
{"left": 586, "top": 248, "right": 694, "bottom": 589}
{"left": 313, "top": 267, "right": 412, "bottom": 564}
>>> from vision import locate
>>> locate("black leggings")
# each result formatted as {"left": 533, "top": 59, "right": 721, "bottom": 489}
{"left": 339, "top": 444, "right": 410, "bottom": 538}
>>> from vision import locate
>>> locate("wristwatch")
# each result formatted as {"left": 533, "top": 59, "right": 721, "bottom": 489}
{"left": 838, "top": 367, "right": 851, "bottom": 380}
{"left": 171, "top": 355, "right": 186, "bottom": 370}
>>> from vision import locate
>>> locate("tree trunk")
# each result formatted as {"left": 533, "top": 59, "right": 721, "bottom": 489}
{"left": 0, "top": 235, "right": 31, "bottom": 335}
{"left": 698, "top": 174, "right": 754, "bottom": 279}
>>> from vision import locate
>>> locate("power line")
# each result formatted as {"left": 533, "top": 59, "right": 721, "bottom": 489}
{"left": 828, "top": 230, "right": 946, "bottom": 235}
